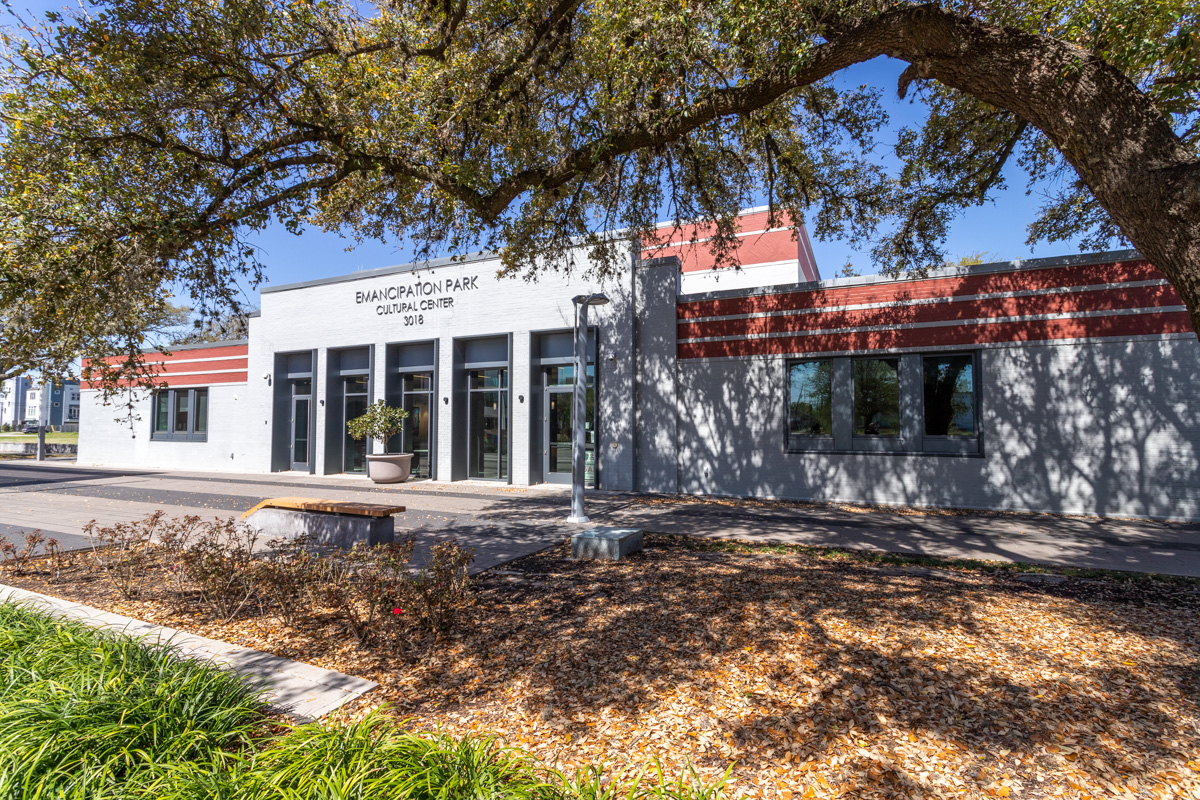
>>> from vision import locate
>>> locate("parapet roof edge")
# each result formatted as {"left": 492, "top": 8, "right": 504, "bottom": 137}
{"left": 260, "top": 249, "right": 503, "bottom": 295}
{"left": 139, "top": 338, "right": 249, "bottom": 354}
{"left": 677, "top": 249, "right": 1143, "bottom": 303}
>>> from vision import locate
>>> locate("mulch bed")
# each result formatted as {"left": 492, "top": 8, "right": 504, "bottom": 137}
{"left": 4, "top": 534, "right": 1200, "bottom": 799}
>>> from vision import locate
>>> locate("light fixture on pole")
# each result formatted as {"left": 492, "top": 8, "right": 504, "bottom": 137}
{"left": 567, "top": 292, "right": 609, "bottom": 524}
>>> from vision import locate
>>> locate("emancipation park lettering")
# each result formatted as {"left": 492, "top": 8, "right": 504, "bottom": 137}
{"left": 354, "top": 275, "right": 480, "bottom": 325}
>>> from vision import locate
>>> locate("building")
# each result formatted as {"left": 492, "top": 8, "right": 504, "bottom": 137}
{"left": 78, "top": 212, "right": 1200, "bottom": 521}
{"left": 0, "top": 376, "right": 31, "bottom": 429}
{"left": 25, "top": 381, "right": 82, "bottom": 430}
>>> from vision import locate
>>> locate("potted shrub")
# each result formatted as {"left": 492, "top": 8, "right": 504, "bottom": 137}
{"left": 347, "top": 401, "right": 412, "bottom": 483}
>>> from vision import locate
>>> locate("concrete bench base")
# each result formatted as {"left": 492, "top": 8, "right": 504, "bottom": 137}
{"left": 245, "top": 507, "right": 394, "bottom": 549}
{"left": 571, "top": 526, "right": 643, "bottom": 561}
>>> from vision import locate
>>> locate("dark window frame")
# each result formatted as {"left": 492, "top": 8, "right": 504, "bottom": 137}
{"left": 784, "top": 351, "right": 983, "bottom": 456}
{"left": 919, "top": 351, "right": 981, "bottom": 454}
{"left": 785, "top": 359, "right": 835, "bottom": 451}
{"left": 150, "top": 387, "right": 209, "bottom": 442}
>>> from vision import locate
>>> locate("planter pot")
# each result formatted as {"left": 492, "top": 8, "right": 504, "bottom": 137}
{"left": 365, "top": 453, "right": 413, "bottom": 484}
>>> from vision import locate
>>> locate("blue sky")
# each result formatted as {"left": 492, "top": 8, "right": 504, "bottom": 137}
{"left": 236, "top": 57, "right": 1087, "bottom": 301}
{"left": 6, "top": 2, "right": 1092, "bottom": 308}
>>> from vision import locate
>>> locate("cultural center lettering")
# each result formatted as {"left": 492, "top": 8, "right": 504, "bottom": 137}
{"left": 355, "top": 275, "right": 480, "bottom": 325}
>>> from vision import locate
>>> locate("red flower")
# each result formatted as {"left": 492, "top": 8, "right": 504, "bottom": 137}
{"left": 391, "top": 607, "right": 403, "bottom": 615}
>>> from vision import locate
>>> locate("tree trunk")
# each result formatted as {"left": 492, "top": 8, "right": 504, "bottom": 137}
{"left": 856, "top": 5, "right": 1200, "bottom": 333}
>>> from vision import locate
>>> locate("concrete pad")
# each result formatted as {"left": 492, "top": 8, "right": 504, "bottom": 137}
{"left": 0, "top": 584, "right": 376, "bottom": 721}
{"left": 571, "top": 526, "right": 643, "bottom": 560}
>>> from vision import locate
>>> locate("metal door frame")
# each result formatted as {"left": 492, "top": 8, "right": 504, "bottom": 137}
{"left": 466, "top": 367, "right": 509, "bottom": 481}
{"left": 290, "top": 388, "right": 311, "bottom": 471}
{"left": 543, "top": 383, "right": 574, "bottom": 484}
{"left": 401, "top": 375, "right": 435, "bottom": 479}
{"left": 541, "top": 366, "right": 596, "bottom": 487}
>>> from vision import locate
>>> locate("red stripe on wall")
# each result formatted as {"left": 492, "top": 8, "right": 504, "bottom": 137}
{"left": 678, "top": 284, "right": 1181, "bottom": 341}
{"left": 156, "top": 372, "right": 248, "bottom": 387}
{"left": 677, "top": 311, "right": 1194, "bottom": 360}
{"left": 155, "top": 358, "right": 248, "bottom": 374}
{"left": 81, "top": 345, "right": 249, "bottom": 389}
{"left": 81, "top": 371, "right": 249, "bottom": 390}
{"left": 141, "top": 344, "right": 249, "bottom": 362}
{"left": 676, "top": 261, "right": 1165, "bottom": 320}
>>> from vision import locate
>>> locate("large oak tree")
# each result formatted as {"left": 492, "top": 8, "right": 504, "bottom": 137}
{"left": 1, "top": 0, "right": 1197, "bottom": 393}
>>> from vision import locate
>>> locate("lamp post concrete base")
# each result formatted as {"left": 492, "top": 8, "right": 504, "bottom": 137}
{"left": 571, "top": 526, "right": 643, "bottom": 561}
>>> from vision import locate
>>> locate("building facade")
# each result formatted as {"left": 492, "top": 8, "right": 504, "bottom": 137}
{"left": 25, "top": 381, "right": 82, "bottom": 430}
{"left": 0, "top": 376, "right": 31, "bottom": 429}
{"left": 78, "top": 218, "right": 1200, "bottom": 521}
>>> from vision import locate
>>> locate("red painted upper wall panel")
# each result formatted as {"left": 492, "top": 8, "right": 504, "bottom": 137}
{"left": 81, "top": 343, "right": 248, "bottom": 389}
{"left": 675, "top": 258, "right": 1195, "bottom": 358}
{"left": 641, "top": 210, "right": 820, "bottom": 280}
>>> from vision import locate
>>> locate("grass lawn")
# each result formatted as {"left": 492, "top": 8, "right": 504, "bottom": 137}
{"left": 0, "top": 601, "right": 728, "bottom": 799}
{"left": 4, "top": 534, "right": 1200, "bottom": 798}
{"left": 0, "top": 431, "right": 78, "bottom": 442}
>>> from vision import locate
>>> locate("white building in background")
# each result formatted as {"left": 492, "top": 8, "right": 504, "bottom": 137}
{"left": 24, "top": 381, "right": 82, "bottom": 430}
{"left": 0, "top": 376, "right": 31, "bottom": 429}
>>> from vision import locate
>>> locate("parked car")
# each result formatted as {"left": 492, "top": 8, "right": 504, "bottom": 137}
{"left": 21, "top": 422, "right": 39, "bottom": 434}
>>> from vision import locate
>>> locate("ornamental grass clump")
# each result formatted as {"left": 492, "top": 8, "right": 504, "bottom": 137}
{"left": 221, "top": 714, "right": 559, "bottom": 800}
{"left": 0, "top": 602, "right": 265, "bottom": 800}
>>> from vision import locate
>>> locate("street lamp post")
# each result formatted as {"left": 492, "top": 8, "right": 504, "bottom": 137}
{"left": 567, "top": 292, "right": 609, "bottom": 524}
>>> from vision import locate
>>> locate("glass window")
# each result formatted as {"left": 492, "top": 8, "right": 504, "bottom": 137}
{"left": 788, "top": 361, "right": 833, "bottom": 437}
{"left": 546, "top": 365, "right": 594, "bottom": 387}
{"left": 151, "top": 387, "right": 208, "bottom": 440}
{"left": 173, "top": 391, "right": 190, "bottom": 433}
{"left": 154, "top": 392, "right": 169, "bottom": 432}
{"left": 469, "top": 369, "right": 507, "bottom": 390}
{"left": 853, "top": 358, "right": 900, "bottom": 437}
{"left": 194, "top": 389, "right": 208, "bottom": 434}
{"left": 403, "top": 373, "right": 432, "bottom": 392}
{"left": 923, "top": 355, "right": 976, "bottom": 436}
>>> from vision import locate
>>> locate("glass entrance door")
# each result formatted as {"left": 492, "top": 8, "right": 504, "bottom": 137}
{"left": 543, "top": 366, "right": 594, "bottom": 486}
{"left": 402, "top": 372, "right": 432, "bottom": 479}
{"left": 343, "top": 376, "right": 369, "bottom": 473}
{"left": 468, "top": 368, "right": 508, "bottom": 480}
{"left": 290, "top": 380, "right": 311, "bottom": 471}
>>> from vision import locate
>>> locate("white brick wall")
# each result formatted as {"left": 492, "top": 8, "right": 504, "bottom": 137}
{"left": 81, "top": 248, "right": 638, "bottom": 488}
{"left": 77, "top": 383, "right": 255, "bottom": 472}
{"left": 670, "top": 336, "right": 1200, "bottom": 520}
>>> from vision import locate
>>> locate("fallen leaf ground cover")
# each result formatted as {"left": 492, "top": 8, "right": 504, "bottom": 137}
{"left": 4, "top": 534, "right": 1200, "bottom": 799}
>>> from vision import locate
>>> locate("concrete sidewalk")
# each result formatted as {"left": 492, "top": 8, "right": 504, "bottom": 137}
{"left": 0, "top": 583, "right": 376, "bottom": 720}
{"left": 3, "top": 460, "right": 1200, "bottom": 576}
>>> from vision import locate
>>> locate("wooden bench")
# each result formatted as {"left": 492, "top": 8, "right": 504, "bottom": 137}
{"left": 242, "top": 497, "right": 406, "bottom": 548}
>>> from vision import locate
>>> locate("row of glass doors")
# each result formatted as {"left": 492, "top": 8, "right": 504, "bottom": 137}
{"left": 285, "top": 364, "right": 593, "bottom": 484}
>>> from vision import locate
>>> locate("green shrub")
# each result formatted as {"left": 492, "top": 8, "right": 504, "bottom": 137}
{"left": 0, "top": 602, "right": 265, "bottom": 800}
{"left": 319, "top": 538, "right": 416, "bottom": 646}
{"left": 0, "top": 604, "right": 730, "bottom": 800}
{"left": 410, "top": 538, "right": 475, "bottom": 633}
{"left": 0, "top": 529, "right": 44, "bottom": 576}
{"left": 84, "top": 512, "right": 164, "bottom": 599}
{"left": 346, "top": 400, "right": 409, "bottom": 454}
{"left": 254, "top": 534, "right": 321, "bottom": 627}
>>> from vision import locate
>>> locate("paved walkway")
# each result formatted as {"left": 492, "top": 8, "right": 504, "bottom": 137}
{"left": 2, "top": 460, "right": 1200, "bottom": 576}
{"left": 0, "top": 583, "right": 375, "bottom": 720}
